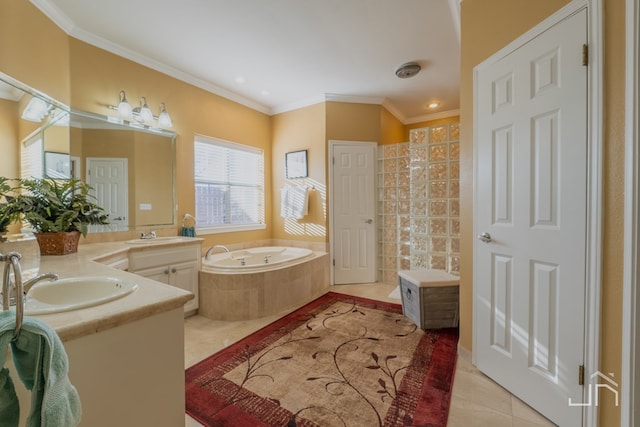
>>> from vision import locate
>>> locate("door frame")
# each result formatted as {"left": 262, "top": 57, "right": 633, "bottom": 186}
{"left": 472, "top": 1, "right": 603, "bottom": 425}
{"left": 622, "top": 0, "right": 640, "bottom": 424}
{"left": 328, "top": 140, "right": 377, "bottom": 285}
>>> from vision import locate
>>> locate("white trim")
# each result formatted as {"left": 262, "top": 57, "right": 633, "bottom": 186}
{"left": 194, "top": 134, "right": 263, "bottom": 155}
{"left": 404, "top": 109, "right": 461, "bottom": 124}
{"left": 622, "top": 0, "right": 640, "bottom": 425}
{"left": 328, "top": 140, "right": 377, "bottom": 286}
{"left": 471, "top": 2, "right": 602, "bottom": 426}
{"left": 196, "top": 223, "right": 266, "bottom": 235}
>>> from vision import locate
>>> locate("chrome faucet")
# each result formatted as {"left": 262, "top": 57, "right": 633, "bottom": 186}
{"left": 1, "top": 252, "right": 23, "bottom": 311}
{"left": 140, "top": 231, "right": 157, "bottom": 239}
{"left": 22, "top": 272, "right": 59, "bottom": 294}
{"left": 205, "top": 245, "right": 230, "bottom": 260}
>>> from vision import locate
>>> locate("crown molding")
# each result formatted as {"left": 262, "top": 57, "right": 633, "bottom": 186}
{"left": 405, "top": 109, "right": 461, "bottom": 124}
{"left": 30, "top": 0, "right": 272, "bottom": 115}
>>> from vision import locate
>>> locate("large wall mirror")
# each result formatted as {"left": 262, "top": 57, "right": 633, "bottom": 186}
{"left": 0, "top": 72, "right": 176, "bottom": 233}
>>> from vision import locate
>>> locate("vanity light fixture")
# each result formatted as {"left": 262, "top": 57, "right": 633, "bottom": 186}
{"left": 117, "top": 90, "right": 133, "bottom": 120}
{"left": 110, "top": 90, "right": 173, "bottom": 128}
{"left": 21, "top": 96, "right": 50, "bottom": 122}
{"left": 135, "top": 97, "right": 154, "bottom": 125}
{"left": 158, "top": 102, "right": 172, "bottom": 128}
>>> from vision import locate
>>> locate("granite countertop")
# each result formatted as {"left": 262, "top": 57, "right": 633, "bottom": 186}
{"left": 25, "top": 237, "right": 204, "bottom": 342}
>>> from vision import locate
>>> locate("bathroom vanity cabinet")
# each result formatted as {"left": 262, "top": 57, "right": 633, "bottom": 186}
{"left": 128, "top": 242, "right": 201, "bottom": 314}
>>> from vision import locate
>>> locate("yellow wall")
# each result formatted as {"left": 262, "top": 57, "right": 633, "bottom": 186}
{"left": 65, "top": 38, "right": 273, "bottom": 246}
{"left": 0, "top": 98, "right": 18, "bottom": 178}
{"left": 0, "top": 0, "right": 70, "bottom": 104}
{"left": 380, "top": 107, "right": 405, "bottom": 144}
{"left": 43, "top": 125, "right": 70, "bottom": 154}
{"left": 272, "top": 103, "right": 327, "bottom": 241}
{"left": 460, "top": 0, "right": 625, "bottom": 425}
{"left": 326, "top": 102, "right": 381, "bottom": 142}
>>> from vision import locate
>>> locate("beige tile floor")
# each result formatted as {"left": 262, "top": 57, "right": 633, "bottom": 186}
{"left": 184, "top": 283, "right": 556, "bottom": 426}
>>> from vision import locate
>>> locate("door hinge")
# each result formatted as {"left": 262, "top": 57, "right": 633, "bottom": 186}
{"left": 582, "top": 44, "right": 588, "bottom": 67}
{"left": 578, "top": 365, "right": 585, "bottom": 385}
{"left": 332, "top": 259, "right": 335, "bottom": 266}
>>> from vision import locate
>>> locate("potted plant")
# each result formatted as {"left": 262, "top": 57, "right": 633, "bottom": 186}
{"left": 16, "top": 178, "right": 110, "bottom": 255}
{"left": 0, "top": 177, "right": 20, "bottom": 239}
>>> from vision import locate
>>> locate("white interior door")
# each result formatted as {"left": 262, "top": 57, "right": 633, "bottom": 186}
{"left": 331, "top": 141, "right": 376, "bottom": 284}
{"left": 86, "top": 157, "right": 128, "bottom": 231}
{"left": 474, "top": 10, "right": 587, "bottom": 426}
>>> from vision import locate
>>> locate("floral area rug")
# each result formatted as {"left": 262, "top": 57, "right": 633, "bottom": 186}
{"left": 185, "top": 291, "right": 458, "bottom": 427}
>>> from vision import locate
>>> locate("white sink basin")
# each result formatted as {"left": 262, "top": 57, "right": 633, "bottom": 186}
{"left": 24, "top": 276, "right": 139, "bottom": 315}
{"left": 124, "top": 236, "right": 189, "bottom": 245}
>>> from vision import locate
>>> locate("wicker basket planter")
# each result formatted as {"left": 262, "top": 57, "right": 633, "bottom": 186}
{"left": 34, "top": 231, "right": 81, "bottom": 255}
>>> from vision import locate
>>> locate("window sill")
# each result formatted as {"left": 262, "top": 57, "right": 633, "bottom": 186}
{"left": 196, "top": 224, "right": 266, "bottom": 235}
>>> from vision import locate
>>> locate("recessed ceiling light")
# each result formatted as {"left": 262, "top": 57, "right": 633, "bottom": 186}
{"left": 261, "top": 90, "right": 270, "bottom": 96}
{"left": 235, "top": 76, "right": 246, "bottom": 84}
{"left": 428, "top": 102, "right": 439, "bottom": 109}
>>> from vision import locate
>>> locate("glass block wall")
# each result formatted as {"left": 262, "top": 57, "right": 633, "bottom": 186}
{"left": 377, "top": 122, "right": 460, "bottom": 284}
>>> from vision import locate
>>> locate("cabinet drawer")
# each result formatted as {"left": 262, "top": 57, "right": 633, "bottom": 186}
{"left": 128, "top": 244, "right": 200, "bottom": 271}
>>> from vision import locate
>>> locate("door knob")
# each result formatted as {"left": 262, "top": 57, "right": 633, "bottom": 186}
{"left": 365, "top": 219, "right": 373, "bottom": 224}
{"left": 113, "top": 216, "right": 125, "bottom": 221}
{"left": 477, "top": 232, "right": 492, "bottom": 243}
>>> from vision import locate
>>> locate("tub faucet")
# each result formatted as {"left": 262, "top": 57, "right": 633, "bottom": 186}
{"left": 205, "top": 245, "right": 230, "bottom": 260}
{"left": 140, "top": 231, "right": 157, "bottom": 239}
{"left": 23, "top": 272, "right": 59, "bottom": 295}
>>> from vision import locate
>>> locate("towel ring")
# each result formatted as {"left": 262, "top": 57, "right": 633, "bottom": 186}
{"left": 182, "top": 213, "right": 196, "bottom": 227}
{"left": 1, "top": 252, "right": 24, "bottom": 339}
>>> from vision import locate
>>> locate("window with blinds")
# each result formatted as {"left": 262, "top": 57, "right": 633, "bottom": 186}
{"left": 194, "top": 135, "right": 265, "bottom": 233}
{"left": 21, "top": 134, "right": 43, "bottom": 179}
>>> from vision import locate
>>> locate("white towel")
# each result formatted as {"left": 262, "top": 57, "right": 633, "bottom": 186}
{"left": 280, "top": 187, "right": 309, "bottom": 219}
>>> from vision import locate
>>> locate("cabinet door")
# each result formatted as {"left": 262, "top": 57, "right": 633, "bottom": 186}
{"left": 170, "top": 260, "right": 199, "bottom": 312}
{"left": 134, "top": 265, "right": 171, "bottom": 285}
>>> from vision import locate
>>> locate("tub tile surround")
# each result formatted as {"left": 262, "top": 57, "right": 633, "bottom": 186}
{"left": 199, "top": 251, "right": 329, "bottom": 320}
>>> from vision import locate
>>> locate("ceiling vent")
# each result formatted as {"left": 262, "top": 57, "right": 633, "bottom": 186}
{"left": 395, "top": 62, "right": 422, "bottom": 79}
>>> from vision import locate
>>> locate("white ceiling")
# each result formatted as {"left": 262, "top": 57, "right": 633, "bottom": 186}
{"left": 30, "top": 0, "right": 460, "bottom": 124}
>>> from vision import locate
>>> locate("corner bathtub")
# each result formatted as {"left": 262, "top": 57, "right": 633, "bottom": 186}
{"left": 199, "top": 246, "right": 329, "bottom": 320}
{"left": 202, "top": 246, "right": 314, "bottom": 271}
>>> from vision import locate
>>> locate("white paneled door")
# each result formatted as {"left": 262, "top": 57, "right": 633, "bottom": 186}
{"left": 474, "top": 9, "right": 587, "bottom": 426}
{"left": 86, "top": 157, "right": 128, "bottom": 231}
{"left": 331, "top": 142, "right": 376, "bottom": 284}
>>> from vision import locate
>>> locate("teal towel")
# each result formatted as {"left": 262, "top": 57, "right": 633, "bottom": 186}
{"left": 0, "top": 311, "right": 21, "bottom": 427}
{"left": 180, "top": 226, "right": 195, "bottom": 237}
{"left": 0, "top": 310, "right": 82, "bottom": 427}
{"left": 0, "top": 367, "right": 19, "bottom": 426}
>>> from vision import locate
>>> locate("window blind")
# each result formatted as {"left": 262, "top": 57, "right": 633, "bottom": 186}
{"left": 194, "top": 136, "right": 264, "bottom": 229}
{"left": 21, "top": 135, "right": 43, "bottom": 179}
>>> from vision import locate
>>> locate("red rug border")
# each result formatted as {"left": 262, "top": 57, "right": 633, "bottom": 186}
{"left": 185, "top": 291, "right": 458, "bottom": 427}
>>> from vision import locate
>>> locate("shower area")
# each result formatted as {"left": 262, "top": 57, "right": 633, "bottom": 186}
{"left": 377, "top": 122, "right": 460, "bottom": 284}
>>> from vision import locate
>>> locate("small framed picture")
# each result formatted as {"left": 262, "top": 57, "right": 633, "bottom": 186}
{"left": 44, "top": 151, "right": 71, "bottom": 179}
{"left": 285, "top": 149, "right": 308, "bottom": 179}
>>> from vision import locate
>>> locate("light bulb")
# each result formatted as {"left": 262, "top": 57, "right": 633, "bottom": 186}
{"left": 117, "top": 90, "right": 132, "bottom": 119}
{"left": 138, "top": 97, "right": 153, "bottom": 124}
{"left": 158, "top": 102, "right": 172, "bottom": 128}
